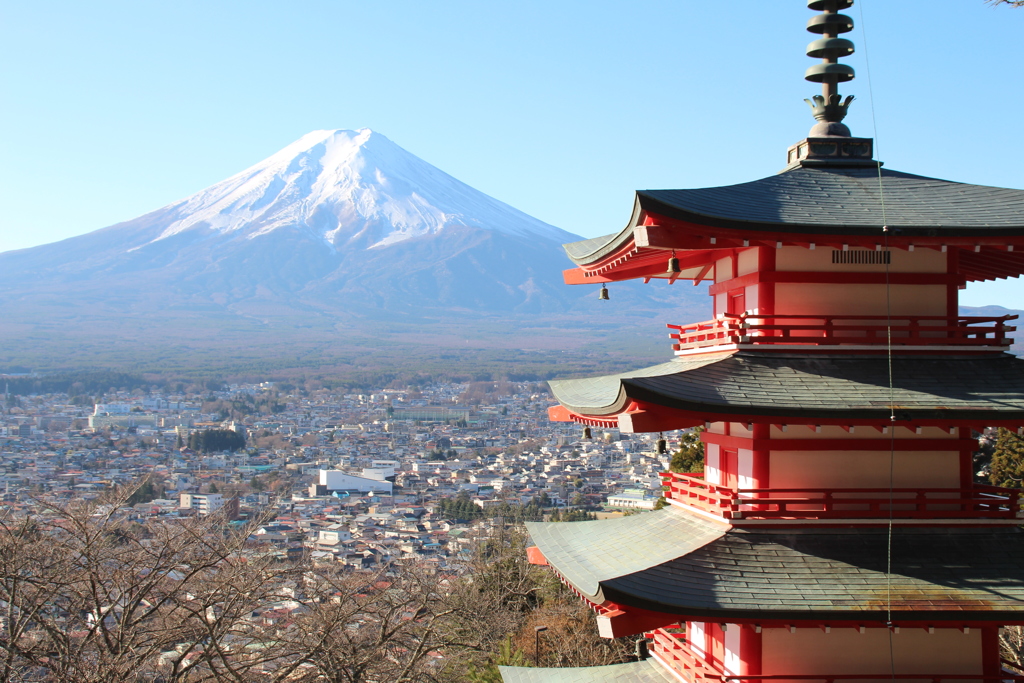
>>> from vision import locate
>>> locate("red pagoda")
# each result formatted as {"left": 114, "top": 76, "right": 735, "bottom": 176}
{"left": 500, "top": 1, "right": 1024, "bottom": 681}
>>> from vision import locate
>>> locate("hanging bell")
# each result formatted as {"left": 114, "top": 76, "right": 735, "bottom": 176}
{"left": 583, "top": 426, "right": 593, "bottom": 439}
{"left": 667, "top": 252, "right": 681, "bottom": 274}
{"left": 598, "top": 285, "right": 609, "bottom": 300}
{"left": 656, "top": 434, "right": 668, "bottom": 454}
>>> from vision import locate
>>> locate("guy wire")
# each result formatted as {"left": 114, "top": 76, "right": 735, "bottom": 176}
{"left": 857, "top": 1, "right": 897, "bottom": 677}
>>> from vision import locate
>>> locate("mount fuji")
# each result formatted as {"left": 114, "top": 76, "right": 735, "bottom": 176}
{"left": 149, "top": 128, "right": 576, "bottom": 251}
{"left": 0, "top": 129, "right": 709, "bottom": 373}
{"left": 0, "top": 129, "right": 596, "bottom": 314}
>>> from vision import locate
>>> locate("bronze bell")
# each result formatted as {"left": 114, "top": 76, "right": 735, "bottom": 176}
{"left": 583, "top": 426, "right": 592, "bottom": 439}
{"left": 598, "top": 285, "right": 609, "bottom": 300}
{"left": 656, "top": 435, "right": 668, "bottom": 454}
{"left": 667, "top": 253, "right": 681, "bottom": 273}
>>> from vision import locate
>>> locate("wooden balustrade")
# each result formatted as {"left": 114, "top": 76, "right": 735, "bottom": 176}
{"left": 646, "top": 628, "right": 1024, "bottom": 681}
{"left": 659, "top": 472, "right": 1022, "bottom": 521}
{"left": 667, "top": 314, "right": 1017, "bottom": 353}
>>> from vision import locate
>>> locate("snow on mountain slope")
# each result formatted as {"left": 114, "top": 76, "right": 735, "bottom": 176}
{"left": 149, "top": 128, "right": 576, "bottom": 251}
{"left": 0, "top": 126, "right": 712, "bottom": 334}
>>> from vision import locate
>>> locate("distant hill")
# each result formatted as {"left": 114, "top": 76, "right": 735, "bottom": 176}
{"left": 960, "top": 305, "right": 1023, "bottom": 355}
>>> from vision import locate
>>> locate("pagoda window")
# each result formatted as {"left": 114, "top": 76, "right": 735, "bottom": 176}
{"left": 832, "top": 249, "right": 891, "bottom": 265}
{"left": 776, "top": 246, "right": 945, "bottom": 273}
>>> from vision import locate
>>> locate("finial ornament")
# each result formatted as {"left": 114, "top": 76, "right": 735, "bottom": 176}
{"left": 804, "top": 0, "right": 856, "bottom": 136}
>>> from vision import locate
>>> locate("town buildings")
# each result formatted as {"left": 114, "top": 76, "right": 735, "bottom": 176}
{"left": 0, "top": 376, "right": 677, "bottom": 571}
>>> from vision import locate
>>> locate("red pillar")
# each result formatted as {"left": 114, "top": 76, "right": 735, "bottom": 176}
{"left": 757, "top": 246, "right": 776, "bottom": 316}
{"left": 981, "top": 626, "right": 1001, "bottom": 678}
{"left": 751, "top": 423, "right": 771, "bottom": 489}
{"left": 740, "top": 625, "right": 762, "bottom": 677}
{"left": 946, "top": 248, "right": 960, "bottom": 318}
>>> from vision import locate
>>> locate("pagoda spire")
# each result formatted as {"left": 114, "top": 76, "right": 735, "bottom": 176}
{"left": 804, "top": 0, "right": 856, "bottom": 137}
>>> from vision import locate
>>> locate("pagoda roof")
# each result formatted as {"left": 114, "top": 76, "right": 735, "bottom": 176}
{"left": 549, "top": 351, "right": 1024, "bottom": 422}
{"left": 525, "top": 507, "right": 724, "bottom": 597}
{"left": 565, "top": 165, "right": 1024, "bottom": 276}
{"left": 498, "top": 660, "right": 677, "bottom": 683}
{"left": 527, "top": 509, "right": 1024, "bottom": 621}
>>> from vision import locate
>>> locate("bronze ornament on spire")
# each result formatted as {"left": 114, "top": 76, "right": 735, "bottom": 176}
{"left": 803, "top": 0, "right": 855, "bottom": 137}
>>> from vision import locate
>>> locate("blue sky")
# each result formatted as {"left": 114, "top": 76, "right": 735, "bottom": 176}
{"left": 2, "top": 0, "right": 1022, "bottom": 306}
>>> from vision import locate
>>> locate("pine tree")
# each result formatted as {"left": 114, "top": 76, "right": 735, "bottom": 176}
{"left": 670, "top": 427, "right": 705, "bottom": 474}
{"left": 990, "top": 428, "right": 1024, "bottom": 488}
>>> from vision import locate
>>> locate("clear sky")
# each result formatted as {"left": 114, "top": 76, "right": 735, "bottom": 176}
{"left": 2, "top": 0, "right": 1022, "bottom": 307}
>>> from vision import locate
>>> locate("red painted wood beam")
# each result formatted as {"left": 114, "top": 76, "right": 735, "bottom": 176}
{"left": 569, "top": 248, "right": 725, "bottom": 285}
{"left": 618, "top": 404, "right": 705, "bottom": 433}
{"left": 702, "top": 432, "right": 977, "bottom": 452}
{"left": 550, "top": 402, "right": 1024, "bottom": 434}
{"left": 709, "top": 271, "right": 960, "bottom": 296}
{"left": 563, "top": 267, "right": 613, "bottom": 285}
{"left": 640, "top": 212, "right": 1024, "bottom": 252}
{"left": 597, "top": 607, "right": 679, "bottom": 639}
{"left": 547, "top": 405, "right": 574, "bottom": 422}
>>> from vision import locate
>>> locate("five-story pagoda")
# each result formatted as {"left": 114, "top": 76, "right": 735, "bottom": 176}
{"left": 500, "top": 1, "right": 1024, "bottom": 681}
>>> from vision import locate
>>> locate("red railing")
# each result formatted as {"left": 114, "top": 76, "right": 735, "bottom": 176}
{"left": 668, "top": 314, "right": 1017, "bottom": 352}
{"left": 647, "top": 628, "right": 1024, "bottom": 682}
{"left": 659, "top": 472, "right": 1023, "bottom": 521}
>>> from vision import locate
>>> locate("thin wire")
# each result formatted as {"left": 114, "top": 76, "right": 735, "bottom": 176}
{"left": 857, "top": 1, "right": 897, "bottom": 678}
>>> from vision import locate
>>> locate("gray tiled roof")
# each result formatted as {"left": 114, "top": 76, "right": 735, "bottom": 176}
{"left": 563, "top": 165, "right": 1024, "bottom": 265}
{"left": 642, "top": 166, "right": 1024, "bottom": 234}
{"left": 549, "top": 352, "right": 1024, "bottom": 421}
{"left": 530, "top": 519, "right": 1024, "bottom": 621}
{"left": 499, "top": 660, "right": 677, "bottom": 683}
{"left": 547, "top": 355, "right": 728, "bottom": 417}
{"left": 525, "top": 507, "right": 725, "bottom": 597}
{"left": 601, "top": 527, "right": 1024, "bottom": 621}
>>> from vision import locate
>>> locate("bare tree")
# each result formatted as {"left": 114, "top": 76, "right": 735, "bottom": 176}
{"left": 0, "top": 484, "right": 642, "bottom": 683}
{"left": 1002, "top": 626, "right": 1024, "bottom": 675}
{"left": 0, "top": 484, "right": 286, "bottom": 682}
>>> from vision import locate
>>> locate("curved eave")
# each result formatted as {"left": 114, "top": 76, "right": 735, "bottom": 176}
{"left": 499, "top": 660, "right": 678, "bottom": 683}
{"left": 525, "top": 507, "right": 726, "bottom": 600}
{"left": 548, "top": 356, "right": 729, "bottom": 417}
{"left": 599, "top": 527, "right": 1024, "bottom": 622}
{"left": 562, "top": 166, "right": 1024, "bottom": 283}
{"left": 549, "top": 352, "right": 1024, "bottom": 425}
{"left": 532, "top": 514, "right": 1024, "bottom": 622}
{"left": 636, "top": 166, "right": 1024, "bottom": 238}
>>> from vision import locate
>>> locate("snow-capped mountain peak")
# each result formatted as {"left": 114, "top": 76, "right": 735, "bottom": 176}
{"left": 149, "top": 128, "right": 574, "bottom": 250}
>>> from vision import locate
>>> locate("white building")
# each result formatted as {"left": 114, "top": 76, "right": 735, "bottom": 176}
{"left": 316, "top": 523, "right": 352, "bottom": 547}
{"left": 318, "top": 470, "right": 393, "bottom": 494}
{"left": 606, "top": 489, "right": 658, "bottom": 510}
{"left": 93, "top": 403, "right": 131, "bottom": 416}
{"left": 361, "top": 466, "right": 395, "bottom": 481}
{"left": 180, "top": 492, "right": 224, "bottom": 515}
